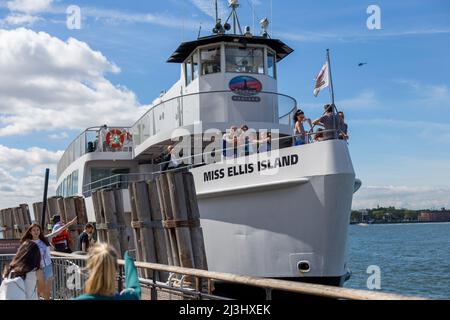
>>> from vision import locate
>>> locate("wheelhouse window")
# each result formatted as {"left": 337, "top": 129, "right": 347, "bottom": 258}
{"left": 226, "top": 46, "right": 265, "bottom": 74}
{"left": 267, "top": 49, "right": 277, "bottom": 78}
{"left": 201, "top": 46, "right": 221, "bottom": 75}
{"left": 185, "top": 51, "right": 200, "bottom": 86}
{"left": 185, "top": 59, "right": 192, "bottom": 85}
{"left": 192, "top": 51, "right": 199, "bottom": 80}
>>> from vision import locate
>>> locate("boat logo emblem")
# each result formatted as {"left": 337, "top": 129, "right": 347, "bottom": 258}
{"left": 229, "top": 76, "right": 262, "bottom": 96}
{"left": 229, "top": 76, "right": 262, "bottom": 102}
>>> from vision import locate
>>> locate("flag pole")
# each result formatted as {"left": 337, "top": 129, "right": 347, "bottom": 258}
{"left": 326, "top": 49, "right": 335, "bottom": 106}
{"left": 326, "top": 49, "right": 339, "bottom": 137}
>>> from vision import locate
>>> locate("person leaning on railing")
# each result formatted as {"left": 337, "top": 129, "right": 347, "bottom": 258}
{"left": 312, "top": 104, "right": 340, "bottom": 140}
{"left": 75, "top": 243, "right": 141, "bottom": 300}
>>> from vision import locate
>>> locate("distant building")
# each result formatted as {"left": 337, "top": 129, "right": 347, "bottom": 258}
{"left": 418, "top": 209, "right": 450, "bottom": 222}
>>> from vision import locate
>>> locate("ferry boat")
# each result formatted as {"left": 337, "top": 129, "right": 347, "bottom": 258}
{"left": 56, "top": 1, "right": 361, "bottom": 297}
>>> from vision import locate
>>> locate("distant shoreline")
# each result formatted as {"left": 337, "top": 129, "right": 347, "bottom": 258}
{"left": 350, "top": 221, "right": 450, "bottom": 225}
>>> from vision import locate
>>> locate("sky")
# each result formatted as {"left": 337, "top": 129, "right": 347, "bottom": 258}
{"left": 0, "top": 0, "right": 449, "bottom": 211}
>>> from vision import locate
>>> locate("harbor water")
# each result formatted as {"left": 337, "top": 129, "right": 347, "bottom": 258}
{"left": 345, "top": 222, "right": 450, "bottom": 299}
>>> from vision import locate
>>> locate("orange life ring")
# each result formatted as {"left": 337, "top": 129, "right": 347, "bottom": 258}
{"left": 106, "top": 129, "right": 125, "bottom": 149}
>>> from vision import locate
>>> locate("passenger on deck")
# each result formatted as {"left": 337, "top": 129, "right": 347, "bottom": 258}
{"left": 338, "top": 111, "right": 349, "bottom": 141}
{"left": 294, "top": 110, "right": 313, "bottom": 146}
{"left": 238, "top": 125, "right": 255, "bottom": 156}
{"left": 222, "top": 126, "right": 238, "bottom": 159}
{"left": 312, "top": 104, "right": 339, "bottom": 141}
{"left": 256, "top": 132, "right": 272, "bottom": 153}
{"left": 162, "top": 145, "right": 180, "bottom": 171}
{"left": 313, "top": 128, "right": 325, "bottom": 143}
{"left": 97, "top": 125, "right": 108, "bottom": 152}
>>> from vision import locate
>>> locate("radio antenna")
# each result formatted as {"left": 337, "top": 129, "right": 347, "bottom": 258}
{"left": 197, "top": 24, "right": 202, "bottom": 39}
{"left": 215, "top": 0, "right": 219, "bottom": 22}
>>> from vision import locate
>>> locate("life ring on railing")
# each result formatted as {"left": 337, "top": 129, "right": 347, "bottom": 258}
{"left": 106, "top": 129, "right": 125, "bottom": 149}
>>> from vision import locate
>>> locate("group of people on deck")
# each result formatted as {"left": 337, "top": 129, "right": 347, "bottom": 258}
{"left": 294, "top": 104, "right": 349, "bottom": 146}
{"left": 222, "top": 125, "right": 272, "bottom": 159}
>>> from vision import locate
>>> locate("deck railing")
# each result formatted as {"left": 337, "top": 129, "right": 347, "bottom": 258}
{"left": 57, "top": 126, "right": 133, "bottom": 179}
{"left": 130, "top": 90, "right": 298, "bottom": 148}
{"left": 0, "top": 253, "right": 426, "bottom": 300}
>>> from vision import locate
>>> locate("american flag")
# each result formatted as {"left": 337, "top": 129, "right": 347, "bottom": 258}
{"left": 313, "top": 62, "right": 329, "bottom": 97}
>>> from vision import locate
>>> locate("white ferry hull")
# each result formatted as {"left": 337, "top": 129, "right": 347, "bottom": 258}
{"left": 191, "top": 140, "right": 355, "bottom": 281}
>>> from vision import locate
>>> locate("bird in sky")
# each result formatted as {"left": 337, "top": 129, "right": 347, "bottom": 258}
{"left": 358, "top": 62, "right": 368, "bottom": 67}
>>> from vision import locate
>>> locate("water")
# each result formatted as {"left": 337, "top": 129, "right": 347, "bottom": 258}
{"left": 345, "top": 222, "right": 450, "bottom": 299}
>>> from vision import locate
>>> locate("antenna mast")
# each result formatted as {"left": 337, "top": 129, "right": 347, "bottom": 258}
{"left": 215, "top": 0, "right": 219, "bottom": 22}
{"left": 225, "top": 0, "right": 243, "bottom": 34}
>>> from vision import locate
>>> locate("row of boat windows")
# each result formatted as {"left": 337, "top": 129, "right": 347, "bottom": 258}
{"left": 56, "top": 170, "right": 78, "bottom": 198}
{"left": 57, "top": 168, "right": 131, "bottom": 198}
{"left": 185, "top": 45, "right": 276, "bottom": 85}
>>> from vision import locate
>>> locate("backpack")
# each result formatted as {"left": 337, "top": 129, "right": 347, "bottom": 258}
{"left": 0, "top": 271, "right": 37, "bottom": 300}
{"left": 0, "top": 274, "right": 27, "bottom": 300}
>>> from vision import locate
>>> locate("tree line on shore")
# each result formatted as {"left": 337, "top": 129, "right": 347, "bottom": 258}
{"left": 350, "top": 206, "right": 446, "bottom": 224}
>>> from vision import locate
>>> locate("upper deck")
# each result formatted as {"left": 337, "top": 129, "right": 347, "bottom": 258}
{"left": 56, "top": 126, "right": 133, "bottom": 179}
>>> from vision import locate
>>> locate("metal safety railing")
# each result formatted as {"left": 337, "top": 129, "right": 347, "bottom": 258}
{"left": 0, "top": 253, "right": 428, "bottom": 300}
{"left": 48, "top": 252, "right": 426, "bottom": 301}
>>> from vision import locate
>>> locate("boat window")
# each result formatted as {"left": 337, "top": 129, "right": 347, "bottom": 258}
{"left": 267, "top": 49, "right": 276, "bottom": 78}
{"left": 57, "top": 169, "right": 79, "bottom": 197}
{"left": 185, "top": 59, "right": 192, "bottom": 85}
{"left": 226, "top": 46, "right": 265, "bottom": 74}
{"left": 91, "top": 167, "right": 130, "bottom": 190}
{"left": 201, "top": 47, "right": 221, "bottom": 75}
{"left": 192, "top": 51, "right": 199, "bottom": 80}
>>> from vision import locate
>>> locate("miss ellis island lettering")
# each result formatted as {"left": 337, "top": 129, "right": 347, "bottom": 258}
{"left": 203, "top": 154, "right": 299, "bottom": 182}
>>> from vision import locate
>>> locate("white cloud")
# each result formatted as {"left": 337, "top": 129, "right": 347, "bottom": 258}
{"left": 7, "top": 0, "right": 52, "bottom": 14}
{"left": 0, "top": 145, "right": 63, "bottom": 174}
{"left": 277, "top": 28, "right": 450, "bottom": 43}
{"left": 0, "top": 145, "right": 61, "bottom": 210}
{"left": 337, "top": 90, "right": 378, "bottom": 109}
{"left": 48, "top": 132, "right": 69, "bottom": 140}
{"left": 82, "top": 7, "right": 199, "bottom": 29}
{"left": 2, "top": 13, "right": 43, "bottom": 25}
{"left": 396, "top": 80, "right": 450, "bottom": 108}
{"left": 353, "top": 186, "right": 450, "bottom": 210}
{"left": 190, "top": 0, "right": 228, "bottom": 20}
{"left": 0, "top": 28, "right": 148, "bottom": 137}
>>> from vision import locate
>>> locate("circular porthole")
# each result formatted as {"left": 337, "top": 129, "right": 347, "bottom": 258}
{"left": 297, "top": 261, "right": 311, "bottom": 273}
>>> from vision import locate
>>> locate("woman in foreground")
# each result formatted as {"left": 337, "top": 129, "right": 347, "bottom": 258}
{"left": 76, "top": 243, "right": 141, "bottom": 300}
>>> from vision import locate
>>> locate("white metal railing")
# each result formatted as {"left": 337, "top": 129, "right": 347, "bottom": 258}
{"left": 130, "top": 90, "right": 298, "bottom": 148}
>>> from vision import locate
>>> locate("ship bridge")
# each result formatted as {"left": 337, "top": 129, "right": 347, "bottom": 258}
{"left": 131, "top": 30, "right": 297, "bottom": 162}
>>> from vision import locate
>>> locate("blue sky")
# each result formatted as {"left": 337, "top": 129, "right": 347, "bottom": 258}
{"left": 0, "top": 0, "right": 449, "bottom": 209}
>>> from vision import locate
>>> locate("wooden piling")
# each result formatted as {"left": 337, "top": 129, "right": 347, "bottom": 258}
{"left": 5, "top": 208, "right": 14, "bottom": 239}
{"left": 182, "top": 172, "right": 208, "bottom": 271}
{"left": 32, "top": 202, "right": 42, "bottom": 224}
{"left": 156, "top": 174, "right": 180, "bottom": 267}
{"left": 57, "top": 198, "right": 67, "bottom": 225}
{"left": 113, "top": 190, "right": 131, "bottom": 256}
{"left": 63, "top": 198, "right": 78, "bottom": 251}
{"left": 166, "top": 172, "right": 195, "bottom": 270}
{"left": 73, "top": 197, "right": 88, "bottom": 227}
{"left": 100, "top": 189, "right": 122, "bottom": 255}
{"left": 12, "top": 207, "right": 24, "bottom": 238}
{"left": 0, "top": 209, "right": 8, "bottom": 239}
{"left": 19, "top": 204, "right": 32, "bottom": 227}
{"left": 147, "top": 179, "right": 169, "bottom": 281}
{"left": 129, "top": 182, "right": 157, "bottom": 279}
{"left": 47, "top": 196, "right": 62, "bottom": 223}
{"left": 92, "top": 190, "right": 107, "bottom": 243}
